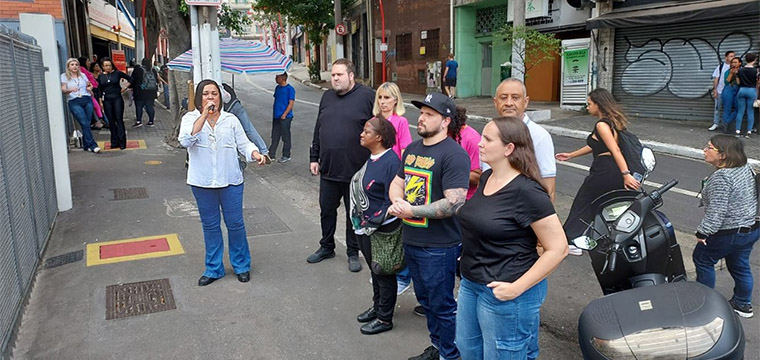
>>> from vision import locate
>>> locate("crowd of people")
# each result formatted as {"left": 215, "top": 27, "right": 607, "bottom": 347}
{"left": 710, "top": 51, "right": 760, "bottom": 138}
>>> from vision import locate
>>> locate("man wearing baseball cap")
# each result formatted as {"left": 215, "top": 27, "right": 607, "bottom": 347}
{"left": 388, "top": 92, "right": 470, "bottom": 360}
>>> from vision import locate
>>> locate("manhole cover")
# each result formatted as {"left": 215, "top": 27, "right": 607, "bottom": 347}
{"left": 44, "top": 250, "right": 83, "bottom": 269}
{"left": 112, "top": 187, "right": 149, "bottom": 201}
{"left": 105, "top": 278, "right": 176, "bottom": 320}
{"left": 244, "top": 207, "right": 290, "bottom": 236}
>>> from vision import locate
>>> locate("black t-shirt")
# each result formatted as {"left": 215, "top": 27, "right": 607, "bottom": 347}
{"left": 457, "top": 171, "right": 555, "bottom": 284}
{"left": 737, "top": 66, "right": 758, "bottom": 88}
{"left": 397, "top": 137, "right": 470, "bottom": 247}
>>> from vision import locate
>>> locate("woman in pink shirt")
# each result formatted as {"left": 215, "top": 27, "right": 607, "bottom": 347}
{"left": 449, "top": 106, "right": 482, "bottom": 200}
{"left": 78, "top": 57, "right": 104, "bottom": 128}
{"left": 373, "top": 82, "right": 411, "bottom": 160}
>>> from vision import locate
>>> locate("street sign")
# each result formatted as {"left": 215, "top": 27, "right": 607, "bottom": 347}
{"left": 380, "top": 43, "right": 388, "bottom": 51}
{"left": 184, "top": 0, "right": 222, "bottom": 6}
{"left": 335, "top": 24, "right": 347, "bottom": 36}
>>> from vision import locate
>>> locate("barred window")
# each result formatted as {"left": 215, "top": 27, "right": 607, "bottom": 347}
{"left": 396, "top": 33, "right": 412, "bottom": 61}
{"left": 475, "top": 4, "right": 508, "bottom": 35}
{"left": 421, "top": 29, "right": 440, "bottom": 59}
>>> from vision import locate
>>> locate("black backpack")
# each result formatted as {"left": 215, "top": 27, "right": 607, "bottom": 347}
{"left": 140, "top": 67, "right": 158, "bottom": 91}
{"left": 617, "top": 129, "right": 648, "bottom": 182}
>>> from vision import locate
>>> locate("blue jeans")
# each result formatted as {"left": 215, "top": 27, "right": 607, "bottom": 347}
{"left": 229, "top": 102, "right": 268, "bottom": 155}
{"left": 721, "top": 85, "right": 738, "bottom": 126}
{"left": 456, "top": 278, "right": 547, "bottom": 360}
{"left": 68, "top": 96, "right": 97, "bottom": 150}
{"left": 693, "top": 228, "right": 759, "bottom": 306}
{"left": 191, "top": 183, "right": 251, "bottom": 278}
{"left": 404, "top": 243, "right": 461, "bottom": 360}
{"left": 735, "top": 87, "right": 757, "bottom": 132}
{"left": 397, "top": 266, "right": 411, "bottom": 285}
{"left": 713, "top": 91, "right": 723, "bottom": 125}
{"left": 134, "top": 99, "right": 155, "bottom": 124}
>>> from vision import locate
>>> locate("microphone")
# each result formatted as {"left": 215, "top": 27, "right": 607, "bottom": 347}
{"left": 208, "top": 104, "right": 215, "bottom": 114}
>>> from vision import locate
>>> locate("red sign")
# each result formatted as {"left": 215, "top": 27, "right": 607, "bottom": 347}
{"left": 336, "top": 24, "right": 347, "bottom": 36}
{"left": 111, "top": 50, "right": 127, "bottom": 72}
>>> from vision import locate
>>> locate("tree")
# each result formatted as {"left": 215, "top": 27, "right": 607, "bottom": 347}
{"left": 218, "top": 3, "right": 253, "bottom": 37}
{"left": 496, "top": 25, "right": 561, "bottom": 79}
{"left": 254, "top": 0, "right": 334, "bottom": 61}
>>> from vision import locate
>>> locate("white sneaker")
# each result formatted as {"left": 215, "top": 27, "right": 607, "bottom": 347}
{"left": 568, "top": 245, "right": 583, "bottom": 256}
{"left": 397, "top": 281, "right": 411, "bottom": 295}
{"left": 91, "top": 147, "right": 101, "bottom": 153}
{"left": 708, "top": 124, "right": 719, "bottom": 131}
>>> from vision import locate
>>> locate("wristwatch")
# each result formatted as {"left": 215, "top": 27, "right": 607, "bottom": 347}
{"left": 621, "top": 170, "right": 631, "bottom": 176}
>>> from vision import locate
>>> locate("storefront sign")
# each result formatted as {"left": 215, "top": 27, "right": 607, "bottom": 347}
{"left": 508, "top": 0, "right": 550, "bottom": 21}
{"left": 184, "top": 0, "right": 223, "bottom": 6}
{"left": 111, "top": 50, "right": 127, "bottom": 72}
{"left": 563, "top": 48, "right": 589, "bottom": 86}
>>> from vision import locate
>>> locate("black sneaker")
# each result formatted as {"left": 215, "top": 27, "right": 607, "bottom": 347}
{"left": 348, "top": 255, "right": 362, "bottom": 272}
{"left": 147, "top": 122, "right": 155, "bottom": 127}
{"left": 278, "top": 156, "right": 291, "bottom": 163}
{"left": 413, "top": 305, "right": 426, "bottom": 317}
{"left": 729, "top": 299, "right": 753, "bottom": 318}
{"left": 306, "top": 247, "right": 335, "bottom": 263}
{"left": 408, "top": 345, "right": 439, "bottom": 360}
{"left": 133, "top": 122, "right": 143, "bottom": 128}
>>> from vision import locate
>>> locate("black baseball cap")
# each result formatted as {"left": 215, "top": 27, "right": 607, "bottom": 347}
{"left": 411, "top": 93, "right": 455, "bottom": 118}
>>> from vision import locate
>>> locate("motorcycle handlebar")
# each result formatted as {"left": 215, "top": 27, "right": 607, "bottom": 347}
{"left": 655, "top": 179, "right": 679, "bottom": 195}
{"left": 608, "top": 250, "right": 618, "bottom": 273}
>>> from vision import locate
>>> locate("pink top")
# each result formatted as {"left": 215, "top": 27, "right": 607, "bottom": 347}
{"left": 81, "top": 68, "right": 98, "bottom": 88}
{"left": 386, "top": 113, "right": 412, "bottom": 160}
{"left": 458, "top": 125, "right": 482, "bottom": 200}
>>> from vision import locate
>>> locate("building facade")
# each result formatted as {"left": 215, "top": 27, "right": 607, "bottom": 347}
{"left": 0, "top": 0, "right": 70, "bottom": 62}
{"left": 88, "top": 0, "right": 136, "bottom": 62}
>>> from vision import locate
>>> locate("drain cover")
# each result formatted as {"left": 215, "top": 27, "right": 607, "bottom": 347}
{"left": 105, "top": 278, "right": 176, "bottom": 320}
{"left": 44, "top": 250, "right": 83, "bottom": 269}
{"left": 112, "top": 187, "right": 149, "bottom": 201}
{"left": 244, "top": 207, "right": 290, "bottom": 236}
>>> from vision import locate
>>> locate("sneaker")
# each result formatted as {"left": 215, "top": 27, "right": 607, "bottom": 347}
{"left": 348, "top": 255, "right": 362, "bottom": 272}
{"left": 413, "top": 305, "right": 425, "bottom": 317}
{"left": 735, "top": 130, "right": 741, "bottom": 138}
{"left": 397, "top": 280, "right": 411, "bottom": 295}
{"left": 278, "top": 156, "right": 291, "bottom": 163}
{"left": 729, "top": 299, "right": 753, "bottom": 318}
{"left": 147, "top": 122, "right": 155, "bottom": 127}
{"left": 708, "top": 124, "right": 719, "bottom": 131}
{"left": 745, "top": 132, "right": 751, "bottom": 139}
{"left": 91, "top": 147, "right": 101, "bottom": 154}
{"left": 408, "top": 345, "right": 439, "bottom": 360}
{"left": 568, "top": 245, "right": 583, "bottom": 256}
{"left": 133, "top": 122, "right": 143, "bottom": 128}
{"left": 306, "top": 247, "right": 335, "bottom": 263}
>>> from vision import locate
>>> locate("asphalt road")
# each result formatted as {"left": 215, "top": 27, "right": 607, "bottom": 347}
{"left": 225, "top": 73, "right": 759, "bottom": 359}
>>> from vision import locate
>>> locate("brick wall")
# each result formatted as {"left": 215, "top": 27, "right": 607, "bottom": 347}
{"left": 0, "top": 0, "right": 64, "bottom": 20}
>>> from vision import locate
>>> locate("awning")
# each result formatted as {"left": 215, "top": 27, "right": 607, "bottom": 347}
{"left": 90, "top": 25, "right": 136, "bottom": 48}
{"left": 586, "top": 0, "right": 759, "bottom": 29}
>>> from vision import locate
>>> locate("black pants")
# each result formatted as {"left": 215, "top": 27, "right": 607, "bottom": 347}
{"left": 318, "top": 178, "right": 359, "bottom": 256}
{"left": 270, "top": 117, "right": 292, "bottom": 158}
{"left": 135, "top": 99, "right": 155, "bottom": 124}
{"left": 357, "top": 232, "right": 397, "bottom": 322}
{"left": 103, "top": 97, "right": 126, "bottom": 148}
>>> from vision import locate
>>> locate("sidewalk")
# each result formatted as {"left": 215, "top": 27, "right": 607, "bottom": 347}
{"left": 287, "top": 63, "right": 759, "bottom": 164}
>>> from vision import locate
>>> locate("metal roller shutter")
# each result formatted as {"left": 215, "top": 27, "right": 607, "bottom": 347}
{"left": 613, "top": 15, "right": 760, "bottom": 121}
{"left": 0, "top": 37, "right": 22, "bottom": 355}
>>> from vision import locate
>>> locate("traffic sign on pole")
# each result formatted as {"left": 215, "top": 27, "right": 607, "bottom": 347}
{"left": 335, "top": 24, "right": 347, "bottom": 36}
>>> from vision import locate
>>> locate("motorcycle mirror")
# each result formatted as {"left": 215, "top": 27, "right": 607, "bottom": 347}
{"left": 642, "top": 148, "right": 656, "bottom": 174}
{"left": 572, "top": 236, "right": 598, "bottom": 251}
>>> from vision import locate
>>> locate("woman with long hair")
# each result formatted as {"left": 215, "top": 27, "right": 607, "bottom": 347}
{"left": 350, "top": 116, "right": 402, "bottom": 335}
{"left": 449, "top": 106, "right": 482, "bottom": 200}
{"left": 97, "top": 57, "right": 132, "bottom": 150}
{"left": 178, "top": 79, "right": 267, "bottom": 286}
{"left": 372, "top": 82, "right": 412, "bottom": 160}
{"left": 721, "top": 57, "right": 742, "bottom": 129}
{"left": 78, "top": 57, "right": 104, "bottom": 128}
{"left": 735, "top": 53, "right": 758, "bottom": 138}
{"left": 61, "top": 58, "right": 100, "bottom": 153}
{"left": 455, "top": 116, "right": 568, "bottom": 359}
{"left": 556, "top": 88, "right": 640, "bottom": 245}
{"left": 693, "top": 135, "right": 758, "bottom": 318}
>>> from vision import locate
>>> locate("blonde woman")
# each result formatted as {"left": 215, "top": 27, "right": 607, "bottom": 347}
{"left": 373, "top": 82, "right": 412, "bottom": 160}
{"left": 61, "top": 58, "right": 100, "bottom": 153}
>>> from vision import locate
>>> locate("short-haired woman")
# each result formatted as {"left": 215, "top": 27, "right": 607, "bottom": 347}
{"left": 97, "top": 57, "right": 132, "bottom": 150}
{"left": 350, "top": 116, "right": 402, "bottom": 335}
{"left": 556, "top": 88, "right": 640, "bottom": 246}
{"left": 179, "top": 79, "right": 267, "bottom": 286}
{"left": 693, "top": 135, "right": 758, "bottom": 318}
{"left": 456, "top": 117, "right": 568, "bottom": 359}
{"left": 61, "top": 58, "right": 100, "bottom": 153}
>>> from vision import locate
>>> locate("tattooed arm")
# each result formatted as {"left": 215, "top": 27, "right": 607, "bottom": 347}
{"left": 410, "top": 188, "right": 467, "bottom": 219}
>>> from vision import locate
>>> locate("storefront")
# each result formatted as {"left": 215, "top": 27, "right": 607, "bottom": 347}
{"left": 88, "top": 0, "right": 135, "bottom": 62}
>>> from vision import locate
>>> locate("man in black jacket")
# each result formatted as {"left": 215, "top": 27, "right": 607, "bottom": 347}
{"left": 307, "top": 59, "right": 375, "bottom": 272}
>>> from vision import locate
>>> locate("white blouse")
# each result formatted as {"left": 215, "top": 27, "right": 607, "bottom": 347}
{"left": 179, "top": 110, "right": 259, "bottom": 188}
{"left": 60, "top": 73, "right": 90, "bottom": 101}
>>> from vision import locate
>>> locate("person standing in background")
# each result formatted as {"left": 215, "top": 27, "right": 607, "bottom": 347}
{"left": 130, "top": 58, "right": 158, "bottom": 128}
{"left": 97, "top": 57, "right": 132, "bottom": 150}
{"left": 271, "top": 72, "right": 295, "bottom": 163}
{"left": 710, "top": 51, "right": 735, "bottom": 131}
{"left": 443, "top": 54, "right": 458, "bottom": 99}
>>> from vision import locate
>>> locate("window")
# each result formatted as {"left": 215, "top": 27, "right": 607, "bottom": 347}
{"left": 421, "top": 29, "right": 440, "bottom": 59}
{"left": 475, "top": 4, "right": 508, "bottom": 35}
{"left": 396, "top": 33, "right": 412, "bottom": 61}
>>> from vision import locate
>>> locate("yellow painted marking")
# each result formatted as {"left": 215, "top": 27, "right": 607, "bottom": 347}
{"left": 145, "top": 160, "right": 163, "bottom": 165}
{"left": 86, "top": 233, "right": 184, "bottom": 266}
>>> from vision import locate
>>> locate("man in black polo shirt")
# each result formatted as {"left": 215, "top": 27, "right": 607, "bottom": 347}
{"left": 388, "top": 93, "right": 470, "bottom": 360}
{"left": 307, "top": 59, "right": 375, "bottom": 272}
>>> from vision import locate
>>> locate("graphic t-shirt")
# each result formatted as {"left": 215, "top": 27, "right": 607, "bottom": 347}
{"left": 458, "top": 125, "right": 481, "bottom": 200}
{"left": 273, "top": 83, "right": 296, "bottom": 118}
{"left": 458, "top": 171, "right": 555, "bottom": 284}
{"left": 445, "top": 60, "right": 458, "bottom": 79}
{"left": 397, "top": 137, "right": 470, "bottom": 247}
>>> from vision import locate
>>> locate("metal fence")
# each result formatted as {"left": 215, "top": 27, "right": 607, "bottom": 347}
{"left": 0, "top": 26, "right": 58, "bottom": 357}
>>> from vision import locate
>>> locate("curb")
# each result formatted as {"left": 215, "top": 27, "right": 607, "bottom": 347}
{"left": 291, "top": 71, "right": 760, "bottom": 166}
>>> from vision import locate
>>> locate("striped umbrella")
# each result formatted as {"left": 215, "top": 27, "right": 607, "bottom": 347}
{"left": 167, "top": 37, "right": 292, "bottom": 75}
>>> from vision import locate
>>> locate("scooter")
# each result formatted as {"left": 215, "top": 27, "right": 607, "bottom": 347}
{"left": 571, "top": 150, "right": 746, "bottom": 359}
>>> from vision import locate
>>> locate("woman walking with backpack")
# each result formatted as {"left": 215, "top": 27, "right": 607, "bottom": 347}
{"left": 130, "top": 58, "right": 158, "bottom": 127}
{"left": 556, "top": 88, "right": 640, "bottom": 245}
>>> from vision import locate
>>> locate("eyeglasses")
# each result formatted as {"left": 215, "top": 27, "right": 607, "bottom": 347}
{"left": 704, "top": 144, "right": 720, "bottom": 152}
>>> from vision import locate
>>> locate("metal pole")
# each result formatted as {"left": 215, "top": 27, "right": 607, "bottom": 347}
{"left": 200, "top": 6, "right": 213, "bottom": 81}
{"left": 210, "top": 8, "right": 222, "bottom": 85}
{"left": 511, "top": 0, "right": 526, "bottom": 81}
{"left": 334, "top": 0, "right": 343, "bottom": 59}
{"left": 190, "top": 5, "right": 201, "bottom": 85}
{"left": 379, "top": 0, "right": 386, "bottom": 83}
